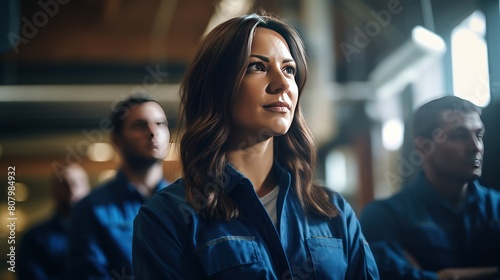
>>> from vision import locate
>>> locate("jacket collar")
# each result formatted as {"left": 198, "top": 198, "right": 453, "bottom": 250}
{"left": 223, "top": 160, "right": 291, "bottom": 193}
{"left": 413, "top": 171, "right": 484, "bottom": 211}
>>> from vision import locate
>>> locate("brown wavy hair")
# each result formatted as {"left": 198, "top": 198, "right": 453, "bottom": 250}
{"left": 178, "top": 12, "right": 339, "bottom": 221}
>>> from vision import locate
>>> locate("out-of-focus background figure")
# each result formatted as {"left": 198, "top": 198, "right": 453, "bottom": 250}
{"left": 479, "top": 100, "right": 500, "bottom": 190}
{"left": 68, "top": 94, "right": 170, "bottom": 279}
{"left": 360, "top": 96, "right": 500, "bottom": 280}
{"left": 18, "top": 164, "right": 90, "bottom": 280}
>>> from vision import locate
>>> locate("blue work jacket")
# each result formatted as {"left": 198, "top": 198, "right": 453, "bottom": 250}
{"left": 133, "top": 162, "right": 379, "bottom": 279}
{"left": 18, "top": 214, "right": 71, "bottom": 280}
{"left": 360, "top": 172, "right": 500, "bottom": 279}
{"left": 69, "top": 169, "right": 168, "bottom": 279}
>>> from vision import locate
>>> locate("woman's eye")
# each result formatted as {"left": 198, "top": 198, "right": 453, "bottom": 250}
{"left": 248, "top": 62, "right": 265, "bottom": 72}
{"left": 283, "top": 66, "right": 296, "bottom": 75}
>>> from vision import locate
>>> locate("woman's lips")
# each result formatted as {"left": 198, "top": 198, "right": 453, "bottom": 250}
{"left": 263, "top": 101, "right": 291, "bottom": 113}
{"left": 263, "top": 106, "right": 290, "bottom": 112}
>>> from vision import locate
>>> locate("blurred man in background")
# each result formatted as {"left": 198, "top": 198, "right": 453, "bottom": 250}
{"left": 18, "top": 163, "right": 91, "bottom": 280}
{"left": 68, "top": 94, "right": 170, "bottom": 279}
{"left": 479, "top": 100, "right": 500, "bottom": 190}
{"left": 361, "top": 96, "right": 500, "bottom": 280}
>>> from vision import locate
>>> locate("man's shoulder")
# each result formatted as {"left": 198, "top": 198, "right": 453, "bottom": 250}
{"left": 143, "top": 179, "right": 187, "bottom": 208}
{"left": 22, "top": 215, "right": 64, "bottom": 242}
{"left": 138, "top": 179, "right": 196, "bottom": 225}
{"left": 473, "top": 181, "right": 500, "bottom": 204}
{"left": 22, "top": 219, "right": 51, "bottom": 237}
{"left": 474, "top": 180, "right": 500, "bottom": 194}
{"left": 73, "top": 176, "right": 122, "bottom": 210}
{"left": 88, "top": 180, "right": 116, "bottom": 197}
{"left": 361, "top": 185, "right": 416, "bottom": 219}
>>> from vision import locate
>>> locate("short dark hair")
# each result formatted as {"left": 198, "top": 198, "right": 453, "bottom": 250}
{"left": 110, "top": 93, "right": 163, "bottom": 135}
{"left": 412, "top": 95, "right": 481, "bottom": 139}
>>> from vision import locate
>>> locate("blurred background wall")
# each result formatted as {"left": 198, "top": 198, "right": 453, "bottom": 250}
{"left": 1, "top": 0, "right": 499, "bottom": 278}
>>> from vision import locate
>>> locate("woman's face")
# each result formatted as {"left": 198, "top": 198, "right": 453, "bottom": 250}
{"left": 231, "top": 27, "right": 299, "bottom": 142}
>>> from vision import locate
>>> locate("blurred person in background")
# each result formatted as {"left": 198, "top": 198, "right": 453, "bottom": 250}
{"left": 18, "top": 163, "right": 91, "bottom": 280}
{"left": 68, "top": 94, "right": 170, "bottom": 279}
{"left": 479, "top": 100, "right": 500, "bottom": 190}
{"left": 133, "top": 12, "right": 379, "bottom": 279}
{"left": 361, "top": 96, "right": 500, "bottom": 280}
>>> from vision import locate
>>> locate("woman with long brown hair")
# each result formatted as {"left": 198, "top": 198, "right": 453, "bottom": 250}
{"left": 133, "top": 12, "right": 379, "bottom": 279}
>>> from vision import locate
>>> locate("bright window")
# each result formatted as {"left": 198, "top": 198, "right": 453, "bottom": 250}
{"left": 451, "top": 10, "right": 490, "bottom": 107}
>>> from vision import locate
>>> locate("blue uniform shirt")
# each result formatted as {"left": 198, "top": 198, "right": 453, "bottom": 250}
{"left": 18, "top": 214, "right": 71, "bottom": 280}
{"left": 133, "top": 162, "right": 379, "bottom": 279}
{"left": 69, "top": 170, "right": 168, "bottom": 279}
{"left": 360, "top": 172, "right": 500, "bottom": 279}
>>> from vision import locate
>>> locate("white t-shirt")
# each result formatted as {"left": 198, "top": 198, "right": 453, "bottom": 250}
{"left": 259, "top": 185, "right": 279, "bottom": 227}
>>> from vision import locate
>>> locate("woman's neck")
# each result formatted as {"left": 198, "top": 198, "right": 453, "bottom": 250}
{"left": 226, "top": 137, "right": 276, "bottom": 197}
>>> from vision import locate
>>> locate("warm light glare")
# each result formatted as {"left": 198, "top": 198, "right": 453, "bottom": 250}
{"left": 163, "top": 142, "right": 179, "bottom": 161}
{"left": 1, "top": 206, "right": 28, "bottom": 232}
{"left": 14, "top": 183, "right": 29, "bottom": 202}
{"left": 87, "top": 143, "right": 114, "bottom": 162}
{"left": 98, "top": 170, "right": 116, "bottom": 183}
{"left": 382, "top": 118, "right": 404, "bottom": 151}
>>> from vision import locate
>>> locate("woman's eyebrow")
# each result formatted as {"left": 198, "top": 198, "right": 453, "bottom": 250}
{"left": 250, "top": 54, "right": 295, "bottom": 64}
{"left": 250, "top": 54, "right": 269, "bottom": 62}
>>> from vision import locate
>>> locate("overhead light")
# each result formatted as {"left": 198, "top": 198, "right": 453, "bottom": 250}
{"left": 369, "top": 26, "right": 446, "bottom": 100}
{"left": 0, "top": 84, "right": 180, "bottom": 102}
{"left": 468, "top": 11, "right": 486, "bottom": 36}
{"left": 382, "top": 118, "right": 404, "bottom": 151}
{"left": 326, "top": 150, "right": 347, "bottom": 193}
{"left": 412, "top": 26, "right": 446, "bottom": 52}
